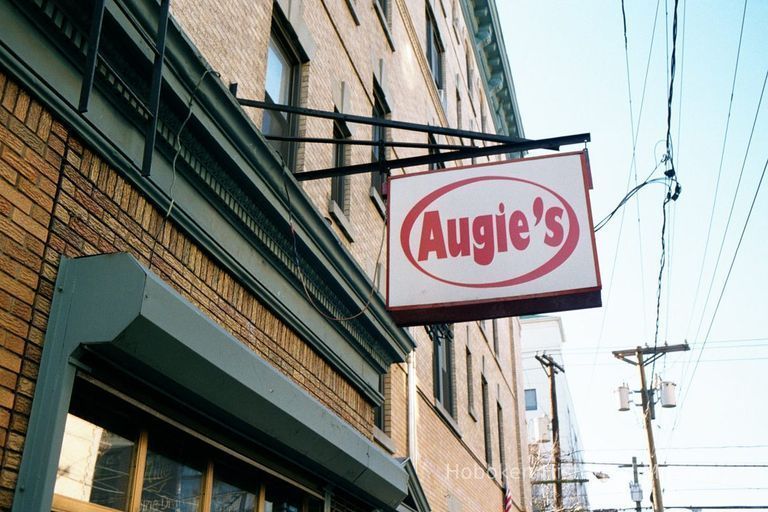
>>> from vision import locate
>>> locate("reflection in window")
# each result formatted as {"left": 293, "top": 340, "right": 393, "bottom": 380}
{"left": 426, "top": 7, "right": 443, "bottom": 90}
{"left": 263, "top": 29, "right": 299, "bottom": 170}
{"left": 265, "top": 485, "right": 301, "bottom": 512}
{"left": 55, "top": 414, "right": 135, "bottom": 510}
{"left": 211, "top": 476, "right": 258, "bottom": 512}
{"left": 141, "top": 449, "right": 203, "bottom": 512}
{"left": 54, "top": 378, "right": 324, "bottom": 512}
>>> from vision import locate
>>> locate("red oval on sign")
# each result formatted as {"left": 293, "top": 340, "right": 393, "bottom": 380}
{"left": 399, "top": 176, "right": 580, "bottom": 288}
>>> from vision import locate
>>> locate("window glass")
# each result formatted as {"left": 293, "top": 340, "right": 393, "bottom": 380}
{"left": 266, "top": 38, "right": 292, "bottom": 106}
{"left": 481, "top": 376, "right": 492, "bottom": 464}
{"left": 426, "top": 9, "right": 443, "bottom": 89}
{"left": 465, "top": 347, "right": 475, "bottom": 415}
{"left": 211, "top": 476, "right": 258, "bottom": 512}
{"left": 141, "top": 449, "right": 204, "bottom": 512}
{"left": 55, "top": 414, "right": 135, "bottom": 510}
{"left": 525, "top": 388, "right": 538, "bottom": 411}
{"left": 428, "top": 323, "right": 454, "bottom": 415}
{"left": 263, "top": 30, "right": 299, "bottom": 170}
{"left": 332, "top": 121, "right": 349, "bottom": 215}
{"left": 371, "top": 85, "right": 389, "bottom": 198}
{"left": 265, "top": 484, "right": 301, "bottom": 512}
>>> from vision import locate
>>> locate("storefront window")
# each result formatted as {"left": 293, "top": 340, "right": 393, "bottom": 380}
{"left": 54, "top": 414, "right": 135, "bottom": 510}
{"left": 53, "top": 378, "right": 323, "bottom": 512}
{"left": 141, "top": 449, "right": 204, "bottom": 512}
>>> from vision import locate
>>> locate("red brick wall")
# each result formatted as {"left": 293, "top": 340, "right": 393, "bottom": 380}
{"left": 0, "top": 70, "right": 374, "bottom": 510}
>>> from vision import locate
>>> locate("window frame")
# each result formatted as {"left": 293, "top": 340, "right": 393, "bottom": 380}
{"left": 370, "top": 82, "right": 391, "bottom": 200}
{"left": 428, "top": 323, "right": 455, "bottom": 417}
{"left": 331, "top": 119, "right": 351, "bottom": 218}
{"left": 465, "top": 347, "right": 476, "bottom": 418}
{"left": 496, "top": 401, "right": 506, "bottom": 485}
{"left": 425, "top": 5, "right": 444, "bottom": 91}
{"left": 262, "top": 17, "right": 303, "bottom": 172}
{"left": 525, "top": 388, "right": 538, "bottom": 411}
{"left": 481, "top": 375, "right": 492, "bottom": 466}
{"left": 52, "top": 376, "right": 323, "bottom": 512}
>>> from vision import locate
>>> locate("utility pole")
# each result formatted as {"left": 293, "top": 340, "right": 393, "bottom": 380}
{"left": 536, "top": 353, "right": 565, "bottom": 512}
{"left": 632, "top": 456, "right": 642, "bottom": 512}
{"left": 613, "top": 343, "right": 689, "bottom": 512}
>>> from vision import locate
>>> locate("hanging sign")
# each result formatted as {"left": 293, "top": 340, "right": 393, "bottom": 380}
{"left": 386, "top": 151, "right": 601, "bottom": 325}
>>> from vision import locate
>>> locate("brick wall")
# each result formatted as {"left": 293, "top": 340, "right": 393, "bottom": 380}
{"left": 167, "top": 1, "right": 532, "bottom": 510}
{"left": 0, "top": 70, "right": 374, "bottom": 510}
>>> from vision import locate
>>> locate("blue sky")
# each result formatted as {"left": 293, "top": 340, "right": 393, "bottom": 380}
{"left": 497, "top": 0, "right": 768, "bottom": 508}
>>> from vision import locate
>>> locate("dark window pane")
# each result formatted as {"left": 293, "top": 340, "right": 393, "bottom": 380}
{"left": 141, "top": 449, "right": 203, "bottom": 512}
{"left": 428, "top": 323, "right": 454, "bottom": 415}
{"left": 55, "top": 413, "right": 135, "bottom": 510}
{"left": 211, "top": 477, "right": 257, "bottom": 512}
{"left": 264, "top": 484, "right": 301, "bottom": 512}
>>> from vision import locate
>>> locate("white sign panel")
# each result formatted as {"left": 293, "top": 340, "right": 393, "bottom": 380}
{"left": 387, "top": 151, "right": 601, "bottom": 325}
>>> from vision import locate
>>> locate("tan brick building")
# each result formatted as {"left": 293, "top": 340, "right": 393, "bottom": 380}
{"left": 0, "top": 0, "right": 533, "bottom": 511}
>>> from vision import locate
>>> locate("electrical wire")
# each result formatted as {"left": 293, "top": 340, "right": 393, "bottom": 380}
{"left": 676, "top": 150, "right": 768, "bottom": 424}
{"left": 683, "top": 0, "right": 749, "bottom": 345}
{"left": 675, "top": 68, "right": 768, "bottom": 428}
{"left": 148, "top": 68, "right": 218, "bottom": 270}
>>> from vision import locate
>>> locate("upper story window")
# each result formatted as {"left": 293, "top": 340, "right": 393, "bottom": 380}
{"left": 425, "top": 6, "right": 444, "bottom": 90}
{"left": 331, "top": 120, "right": 351, "bottom": 217}
{"left": 481, "top": 375, "right": 492, "bottom": 465}
{"left": 428, "top": 323, "right": 455, "bottom": 416}
{"left": 466, "top": 347, "right": 475, "bottom": 417}
{"left": 492, "top": 318, "right": 499, "bottom": 355}
{"left": 263, "top": 22, "right": 301, "bottom": 171}
{"left": 497, "top": 402, "right": 506, "bottom": 484}
{"left": 525, "top": 388, "right": 538, "bottom": 411}
{"left": 370, "top": 82, "right": 390, "bottom": 199}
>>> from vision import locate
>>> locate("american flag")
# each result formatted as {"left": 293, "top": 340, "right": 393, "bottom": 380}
{"left": 503, "top": 485, "right": 513, "bottom": 512}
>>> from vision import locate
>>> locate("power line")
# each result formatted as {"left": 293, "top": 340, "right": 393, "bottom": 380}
{"left": 676, "top": 70, "right": 768, "bottom": 425}
{"left": 682, "top": 0, "right": 749, "bottom": 356}
{"left": 565, "top": 460, "right": 768, "bottom": 468}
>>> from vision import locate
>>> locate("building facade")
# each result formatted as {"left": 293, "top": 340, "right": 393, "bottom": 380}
{"left": 0, "top": 0, "right": 532, "bottom": 511}
{"left": 520, "top": 316, "right": 590, "bottom": 512}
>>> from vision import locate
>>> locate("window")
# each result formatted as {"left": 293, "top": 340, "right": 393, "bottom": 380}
{"left": 374, "top": 372, "right": 387, "bottom": 431}
{"left": 425, "top": 6, "right": 444, "bottom": 90}
{"left": 370, "top": 83, "right": 390, "bottom": 199}
{"left": 466, "top": 347, "right": 475, "bottom": 417}
{"left": 466, "top": 45, "right": 474, "bottom": 95}
{"left": 427, "top": 133, "right": 445, "bottom": 171}
{"left": 481, "top": 376, "right": 492, "bottom": 465}
{"left": 331, "top": 120, "right": 350, "bottom": 217}
{"left": 455, "top": 89, "right": 462, "bottom": 129}
{"left": 263, "top": 23, "right": 301, "bottom": 171}
{"left": 375, "top": 0, "right": 389, "bottom": 24}
{"left": 492, "top": 318, "right": 499, "bottom": 355}
{"left": 428, "top": 323, "right": 454, "bottom": 416}
{"left": 497, "top": 402, "right": 506, "bottom": 484}
{"left": 525, "top": 388, "right": 538, "bottom": 411}
{"left": 54, "top": 378, "right": 322, "bottom": 512}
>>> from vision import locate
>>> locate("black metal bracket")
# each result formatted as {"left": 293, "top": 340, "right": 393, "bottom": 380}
{"left": 78, "top": 0, "right": 106, "bottom": 113}
{"left": 294, "top": 134, "right": 590, "bottom": 181}
{"left": 239, "top": 98, "right": 590, "bottom": 181}
{"left": 141, "top": 0, "right": 171, "bottom": 177}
